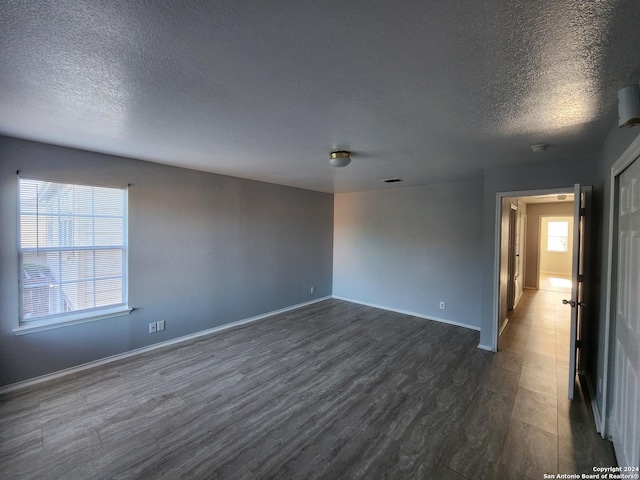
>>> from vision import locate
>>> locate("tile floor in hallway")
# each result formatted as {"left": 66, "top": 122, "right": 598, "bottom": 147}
{"left": 538, "top": 272, "right": 572, "bottom": 294}
{"left": 497, "top": 288, "right": 617, "bottom": 478}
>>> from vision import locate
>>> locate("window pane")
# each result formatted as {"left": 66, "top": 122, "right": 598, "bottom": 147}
{"left": 94, "top": 218, "right": 123, "bottom": 246}
{"left": 547, "top": 220, "right": 569, "bottom": 252}
{"left": 95, "top": 249, "right": 123, "bottom": 278}
{"left": 22, "top": 252, "right": 58, "bottom": 287}
{"left": 59, "top": 187, "right": 73, "bottom": 215}
{"left": 548, "top": 237, "right": 567, "bottom": 252}
{"left": 37, "top": 182, "right": 60, "bottom": 215}
{"left": 62, "top": 281, "right": 95, "bottom": 311}
{"left": 61, "top": 251, "right": 94, "bottom": 281}
{"left": 59, "top": 217, "right": 74, "bottom": 247}
{"left": 23, "top": 284, "right": 60, "bottom": 319}
{"left": 95, "top": 279, "right": 123, "bottom": 307}
{"left": 72, "top": 185, "right": 93, "bottom": 215}
{"left": 19, "top": 179, "right": 38, "bottom": 214}
{"left": 548, "top": 221, "right": 568, "bottom": 237}
{"left": 94, "top": 187, "right": 124, "bottom": 215}
{"left": 22, "top": 251, "right": 60, "bottom": 318}
{"left": 20, "top": 214, "right": 37, "bottom": 248}
{"left": 44, "top": 215, "right": 60, "bottom": 248}
{"left": 72, "top": 217, "right": 95, "bottom": 247}
{"left": 19, "top": 178, "right": 127, "bottom": 323}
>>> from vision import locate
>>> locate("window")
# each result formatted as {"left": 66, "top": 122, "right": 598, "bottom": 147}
{"left": 18, "top": 178, "right": 128, "bottom": 326}
{"left": 547, "top": 220, "right": 569, "bottom": 252}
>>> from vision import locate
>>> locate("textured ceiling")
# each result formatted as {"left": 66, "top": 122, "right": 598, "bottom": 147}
{"left": 1, "top": 1, "right": 640, "bottom": 193}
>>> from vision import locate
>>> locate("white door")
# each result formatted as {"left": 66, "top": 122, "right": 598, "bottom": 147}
{"left": 565, "top": 184, "right": 591, "bottom": 400}
{"left": 611, "top": 157, "right": 640, "bottom": 469}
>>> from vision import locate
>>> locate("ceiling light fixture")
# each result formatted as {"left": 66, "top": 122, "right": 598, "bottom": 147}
{"left": 531, "top": 143, "right": 549, "bottom": 153}
{"left": 329, "top": 150, "right": 351, "bottom": 168}
{"left": 618, "top": 84, "right": 640, "bottom": 128}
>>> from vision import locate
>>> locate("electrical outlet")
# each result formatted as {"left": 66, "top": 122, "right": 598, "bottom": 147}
{"left": 149, "top": 322, "right": 157, "bottom": 334}
{"left": 439, "top": 301, "right": 446, "bottom": 310}
{"left": 310, "top": 286, "right": 315, "bottom": 294}
{"left": 157, "top": 320, "right": 165, "bottom": 331}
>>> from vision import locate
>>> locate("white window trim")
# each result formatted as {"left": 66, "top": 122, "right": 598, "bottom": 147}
{"left": 16, "top": 177, "right": 130, "bottom": 332}
{"left": 13, "top": 305, "right": 133, "bottom": 335}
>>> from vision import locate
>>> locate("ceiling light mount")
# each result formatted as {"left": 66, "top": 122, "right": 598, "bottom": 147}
{"left": 329, "top": 150, "right": 351, "bottom": 168}
{"left": 531, "top": 143, "right": 549, "bottom": 153}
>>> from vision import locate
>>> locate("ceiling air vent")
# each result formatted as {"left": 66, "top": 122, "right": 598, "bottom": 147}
{"left": 383, "top": 178, "right": 403, "bottom": 183}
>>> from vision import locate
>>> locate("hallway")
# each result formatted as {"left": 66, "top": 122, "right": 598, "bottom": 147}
{"left": 498, "top": 289, "right": 616, "bottom": 477}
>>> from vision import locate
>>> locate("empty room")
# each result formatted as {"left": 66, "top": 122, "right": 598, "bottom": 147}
{"left": 1, "top": 1, "right": 639, "bottom": 479}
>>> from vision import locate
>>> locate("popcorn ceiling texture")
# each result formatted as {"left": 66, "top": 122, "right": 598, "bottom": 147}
{"left": 0, "top": 0, "right": 639, "bottom": 193}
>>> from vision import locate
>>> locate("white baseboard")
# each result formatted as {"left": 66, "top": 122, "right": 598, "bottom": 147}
{"left": 0, "top": 296, "right": 332, "bottom": 395}
{"left": 585, "top": 374, "right": 602, "bottom": 433}
{"left": 331, "top": 295, "right": 480, "bottom": 331}
{"left": 513, "top": 292, "right": 523, "bottom": 309}
{"left": 499, "top": 317, "right": 510, "bottom": 335}
{"left": 477, "top": 344, "right": 495, "bottom": 352}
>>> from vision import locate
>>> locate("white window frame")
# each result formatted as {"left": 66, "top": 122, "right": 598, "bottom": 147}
{"left": 14, "top": 178, "right": 131, "bottom": 335}
{"left": 546, "top": 219, "right": 569, "bottom": 252}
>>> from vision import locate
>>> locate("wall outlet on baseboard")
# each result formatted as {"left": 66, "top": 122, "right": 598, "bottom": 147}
{"left": 439, "top": 301, "right": 446, "bottom": 310}
{"left": 310, "top": 286, "right": 315, "bottom": 294}
{"left": 157, "top": 320, "right": 165, "bottom": 331}
{"left": 149, "top": 322, "right": 157, "bottom": 334}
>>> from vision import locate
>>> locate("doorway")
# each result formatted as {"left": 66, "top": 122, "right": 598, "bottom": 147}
{"left": 498, "top": 192, "right": 575, "bottom": 330}
{"left": 495, "top": 189, "right": 585, "bottom": 399}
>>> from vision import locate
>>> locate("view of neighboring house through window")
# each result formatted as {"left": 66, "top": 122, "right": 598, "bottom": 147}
{"left": 547, "top": 220, "right": 569, "bottom": 252}
{"left": 19, "top": 178, "right": 128, "bottom": 324}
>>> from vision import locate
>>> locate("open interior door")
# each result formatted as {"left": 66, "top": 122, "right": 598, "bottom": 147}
{"left": 564, "top": 184, "right": 591, "bottom": 400}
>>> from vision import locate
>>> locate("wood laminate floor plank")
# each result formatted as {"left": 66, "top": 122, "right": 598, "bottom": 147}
{"left": 0, "top": 295, "right": 616, "bottom": 479}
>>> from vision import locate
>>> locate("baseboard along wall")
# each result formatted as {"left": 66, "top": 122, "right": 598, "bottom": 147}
{"left": 1, "top": 294, "right": 487, "bottom": 394}
{"left": 0, "top": 296, "right": 332, "bottom": 394}
{"left": 331, "top": 295, "right": 480, "bottom": 332}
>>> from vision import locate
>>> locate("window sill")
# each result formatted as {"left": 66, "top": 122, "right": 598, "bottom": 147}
{"left": 13, "top": 306, "right": 133, "bottom": 335}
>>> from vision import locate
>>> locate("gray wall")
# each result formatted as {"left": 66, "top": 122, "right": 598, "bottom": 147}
{"left": 0, "top": 136, "right": 334, "bottom": 387}
{"left": 480, "top": 156, "right": 597, "bottom": 349}
{"left": 524, "top": 202, "right": 575, "bottom": 288}
{"left": 333, "top": 178, "right": 484, "bottom": 329}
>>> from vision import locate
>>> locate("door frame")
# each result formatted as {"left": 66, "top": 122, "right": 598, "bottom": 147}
{"left": 601, "top": 132, "right": 640, "bottom": 439}
{"left": 492, "top": 187, "right": 574, "bottom": 351}
{"left": 506, "top": 203, "right": 518, "bottom": 311}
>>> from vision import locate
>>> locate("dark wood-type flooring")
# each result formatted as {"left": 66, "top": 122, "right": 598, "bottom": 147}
{"left": 0, "top": 291, "right": 616, "bottom": 479}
